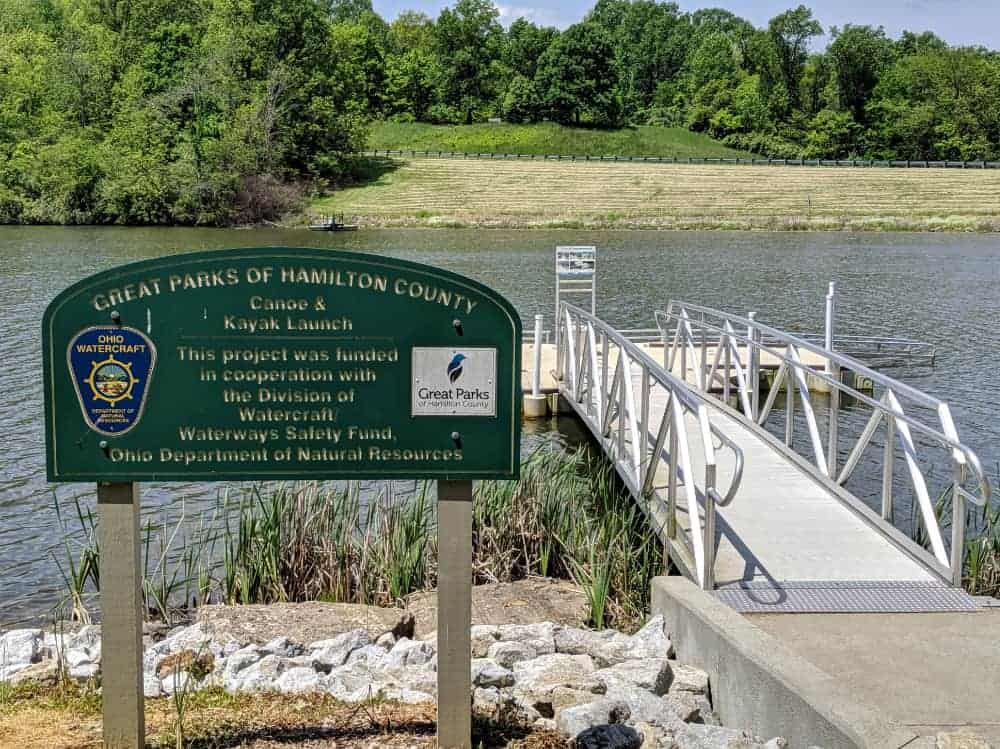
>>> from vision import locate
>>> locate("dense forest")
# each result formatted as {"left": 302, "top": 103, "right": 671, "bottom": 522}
{"left": 2, "top": 0, "right": 999, "bottom": 225}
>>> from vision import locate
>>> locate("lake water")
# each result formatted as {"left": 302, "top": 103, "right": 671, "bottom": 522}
{"left": 2, "top": 227, "right": 998, "bottom": 624}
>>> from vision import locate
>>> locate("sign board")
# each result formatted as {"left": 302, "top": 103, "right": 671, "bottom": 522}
{"left": 43, "top": 248, "right": 521, "bottom": 482}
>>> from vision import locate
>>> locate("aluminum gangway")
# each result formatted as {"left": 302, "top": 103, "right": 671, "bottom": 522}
{"left": 555, "top": 301, "right": 991, "bottom": 612}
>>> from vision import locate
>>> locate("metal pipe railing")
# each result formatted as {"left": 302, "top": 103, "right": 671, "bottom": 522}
{"left": 657, "top": 301, "right": 990, "bottom": 586}
{"left": 558, "top": 302, "right": 743, "bottom": 589}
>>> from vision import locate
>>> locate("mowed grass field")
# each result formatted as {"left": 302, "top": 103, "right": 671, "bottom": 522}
{"left": 369, "top": 121, "right": 752, "bottom": 158}
{"left": 312, "top": 157, "right": 1000, "bottom": 231}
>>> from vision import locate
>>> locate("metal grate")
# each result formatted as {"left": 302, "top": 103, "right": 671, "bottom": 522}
{"left": 714, "top": 580, "right": 985, "bottom": 613}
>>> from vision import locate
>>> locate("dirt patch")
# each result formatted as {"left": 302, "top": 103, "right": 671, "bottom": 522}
{"left": 0, "top": 688, "right": 566, "bottom": 748}
{"left": 197, "top": 602, "right": 414, "bottom": 646}
{"left": 407, "top": 578, "right": 589, "bottom": 639}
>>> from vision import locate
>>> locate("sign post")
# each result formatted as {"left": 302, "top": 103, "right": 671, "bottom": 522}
{"left": 97, "top": 482, "right": 144, "bottom": 748}
{"left": 437, "top": 480, "right": 473, "bottom": 748}
{"left": 43, "top": 249, "right": 521, "bottom": 749}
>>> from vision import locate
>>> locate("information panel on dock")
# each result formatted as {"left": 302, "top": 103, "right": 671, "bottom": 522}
{"left": 43, "top": 248, "right": 521, "bottom": 481}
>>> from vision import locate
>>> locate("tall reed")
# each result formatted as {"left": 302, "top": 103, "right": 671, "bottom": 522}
{"left": 53, "top": 441, "right": 661, "bottom": 630}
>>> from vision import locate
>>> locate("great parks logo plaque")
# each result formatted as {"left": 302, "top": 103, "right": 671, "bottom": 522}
{"left": 43, "top": 248, "right": 521, "bottom": 482}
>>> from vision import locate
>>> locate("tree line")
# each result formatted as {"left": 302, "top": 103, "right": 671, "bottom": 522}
{"left": 2, "top": 0, "right": 999, "bottom": 225}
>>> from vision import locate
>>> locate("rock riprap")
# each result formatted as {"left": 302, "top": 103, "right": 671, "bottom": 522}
{"left": 0, "top": 616, "right": 786, "bottom": 747}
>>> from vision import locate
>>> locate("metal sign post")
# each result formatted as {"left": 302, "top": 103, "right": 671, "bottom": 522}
{"left": 42, "top": 248, "right": 521, "bottom": 749}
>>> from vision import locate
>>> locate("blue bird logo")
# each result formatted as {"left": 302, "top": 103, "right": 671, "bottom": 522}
{"left": 447, "top": 353, "right": 467, "bottom": 383}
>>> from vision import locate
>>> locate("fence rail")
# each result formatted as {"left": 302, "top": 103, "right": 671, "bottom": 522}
{"left": 656, "top": 301, "right": 990, "bottom": 586}
{"left": 361, "top": 149, "right": 1000, "bottom": 170}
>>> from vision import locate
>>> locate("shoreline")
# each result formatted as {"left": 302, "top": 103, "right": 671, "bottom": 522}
{"left": 290, "top": 214, "right": 1000, "bottom": 233}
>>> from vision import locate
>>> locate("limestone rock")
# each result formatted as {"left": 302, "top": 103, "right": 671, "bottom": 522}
{"left": 471, "top": 625, "right": 501, "bottom": 657}
{"left": 497, "top": 622, "right": 559, "bottom": 655}
{"left": 630, "top": 616, "right": 674, "bottom": 658}
{"left": 595, "top": 658, "right": 672, "bottom": 696}
{"left": 221, "top": 647, "right": 266, "bottom": 692}
{"left": 667, "top": 663, "right": 709, "bottom": 696}
{"left": 380, "top": 662, "right": 437, "bottom": 695}
{"left": 555, "top": 627, "right": 617, "bottom": 656}
{"left": 376, "top": 632, "right": 396, "bottom": 650}
{"left": 512, "top": 653, "right": 603, "bottom": 696}
{"left": 69, "top": 625, "right": 101, "bottom": 653}
{"left": 473, "top": 686, "right": 503, "bottom": 715}
{"left": 275, "top": 666, "right": 322, "bottom": 693}
{"left": 662, "top": 693, "right": 702, "bottom": 723}
{"left": 71, "top": 662, "right": 100, "bottom": 680}
{"left": 9, "top": 659, "right": 59, "bottom": 687}
{"left": 346, "top": 644, "right": 388, "bottom": 668}
{"left": 674, "top": 724, "right": 760, "bottom": 749}
{"left": 144, "top": 670, "right": 163, "bottom": 698}
{"left": 487, "top": 640, "right": 536, "bottom": 669}
{"left": 311, "top": 629, "right": 372, "bottom": 670}
{"left": 384, "top": 638, "right": 435, "bottom": 668}
{"left": 0, "top": 629, "right": 43, "bottom": 670}
{"left": 574, "top": 724, "right": 643, "bottom": 749}
{"left": 588, "top": 633, "right": 639, "bottom": 668}
{"left": 262, "top": 636, "right": 304, "bottom": 658}
{"left": 471, "top": 658, "right": 514, "bottom": 688}
{"left": 556, "top": 697, "right": 630, "bottom": 739}
{"left": 325, "top": 663, "right": 378, "bottom": 701}
{"left": 233, "top": 654, "right": 290, "bottom": 692}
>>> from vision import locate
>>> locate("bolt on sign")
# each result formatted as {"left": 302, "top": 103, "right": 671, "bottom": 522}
{"left": 43, "top": 248, "right": 521, "bottom": 749}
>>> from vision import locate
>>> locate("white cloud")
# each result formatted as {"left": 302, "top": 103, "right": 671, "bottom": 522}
{"left": 495, "top": 3, "right": 568, "bottom": 27}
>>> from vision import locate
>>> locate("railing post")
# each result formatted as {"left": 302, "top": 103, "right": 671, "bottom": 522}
{"left": 882, "top": 414, "right": 896, "bottom": 522}
{"left": 827, "top": 360, "right": 840, "bottom": 477}
{"left": 824, "top": 281, "right": 836, "bottom": 373}
{"left": 680, "top": 334, "right": 688, "bottom": 387}
{"left": 555, "top": 304, "right": 564, "bottom": 380}
{"left": 723, "top": 331, "right": 731, "bottom": 403}
{"left": 785, "top": 346, "right": 795, "bottom": 446}
{"left": 951, "top": 464, "right": 966, "bottom": 587}
{"left": 703, "top": 466, "right": 717, "bottom": 590}
{"left": 532, "top": 314, "right": 543, "bottom": 398}
{"left": 748, "top": 312, "right": 760, "bottom": 420}
{"left": 667, "top": 418, "right": 678, "bottom": 540}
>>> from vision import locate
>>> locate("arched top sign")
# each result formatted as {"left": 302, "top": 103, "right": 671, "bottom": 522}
{"left": 43, "top": 248, "right": 521, "bottom": 481}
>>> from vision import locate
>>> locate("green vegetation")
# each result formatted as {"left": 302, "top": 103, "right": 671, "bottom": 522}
{"left": 2, "top": 0, "right": 1000, "bottom": 225}
{"left": 369, "top": 122, "right": 751, "bottom": 158}
{"left": 311, "top": 156, "right": 1000, "bottom": 231}
{"left": 57, "top": 443, "right": 660, "bottom": 632}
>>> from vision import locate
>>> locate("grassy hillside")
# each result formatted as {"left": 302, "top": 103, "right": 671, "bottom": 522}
{"left": 369, "top": 122, "right": 752, "bottom": 158}
{"left": 312, "top": 156, "right": 1000, "bottom": 231}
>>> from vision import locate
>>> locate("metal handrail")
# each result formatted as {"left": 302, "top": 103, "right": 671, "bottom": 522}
{"left": 656, "top": 301, "right": 990, "bottom": 585}
{"left": 558, "top": 303, "right": 743, "bottom": 589}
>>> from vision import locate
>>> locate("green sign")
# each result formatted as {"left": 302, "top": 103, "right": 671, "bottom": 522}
{"left": 44, "top": 248, "right": 521, "bottom": 481}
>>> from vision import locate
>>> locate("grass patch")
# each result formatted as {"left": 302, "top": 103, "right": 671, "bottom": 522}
{"left": 310, "top": 157, "right": 1000, "bottom": 232}
{"left": 369, "top": 121, "right": 751, "bottom": 159}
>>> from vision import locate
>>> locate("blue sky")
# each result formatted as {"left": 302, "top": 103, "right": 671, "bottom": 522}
{"left": 372, "top": 0, "right": 1000, "bottom": 49}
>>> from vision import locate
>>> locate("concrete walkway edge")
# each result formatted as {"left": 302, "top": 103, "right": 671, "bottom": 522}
{"left": 651, "top": 577, "right": 918, "bottom": 748}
